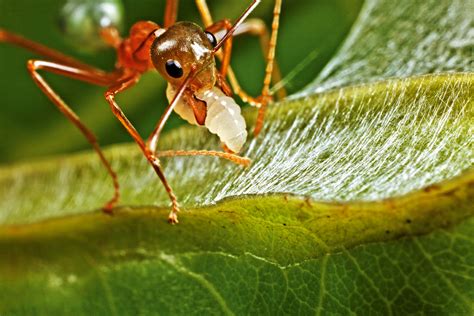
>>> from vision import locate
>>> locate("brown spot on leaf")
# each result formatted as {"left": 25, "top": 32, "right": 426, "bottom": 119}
{"left": 424, "top": 185, "right": 440, "bottom": 193}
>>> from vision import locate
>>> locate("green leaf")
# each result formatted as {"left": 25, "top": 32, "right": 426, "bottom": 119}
{"left": 1, "top": 0, "right": 473, "bottom": 315}
{"left": 1, "top": 194, "right": 474, "bottom": 314}
{"left": 1, "top": 72, "right": 473, "bottom": 314}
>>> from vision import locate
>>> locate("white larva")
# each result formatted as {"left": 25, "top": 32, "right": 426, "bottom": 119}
{"left": 166, "top": 84, "right": 248, "bottom": 153}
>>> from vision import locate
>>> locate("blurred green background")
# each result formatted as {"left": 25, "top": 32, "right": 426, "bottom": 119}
{"left": 0, "top": 0, "right": 362, "bottom": 163}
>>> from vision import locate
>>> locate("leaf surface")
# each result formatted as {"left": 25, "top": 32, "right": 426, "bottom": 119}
{"left": 0, "top": 0, "right": 473, "bottom": 314}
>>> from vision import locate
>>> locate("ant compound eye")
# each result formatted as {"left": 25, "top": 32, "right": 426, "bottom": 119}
{"left": 165, "top": 60, "right": 183, "bottom": 78}
{"left": 205, "top": 31, "right": 217, "bottom": 47}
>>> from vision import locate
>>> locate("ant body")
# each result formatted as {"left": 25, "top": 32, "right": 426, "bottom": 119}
{"left": 0, "top": 0, "right": 284, "bottom": 223}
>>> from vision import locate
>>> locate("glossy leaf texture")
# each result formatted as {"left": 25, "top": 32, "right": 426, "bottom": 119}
{"left": 0, "top": 0, "right": 473, "bottom": 314}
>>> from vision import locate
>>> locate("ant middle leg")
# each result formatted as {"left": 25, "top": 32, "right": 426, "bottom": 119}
{"left": 26, "top": 60, "right": 122, "bottom": 212}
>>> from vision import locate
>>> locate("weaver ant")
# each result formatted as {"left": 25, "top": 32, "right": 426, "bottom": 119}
{"left": 0, "top": 0, "right": 285, "bottom": 224}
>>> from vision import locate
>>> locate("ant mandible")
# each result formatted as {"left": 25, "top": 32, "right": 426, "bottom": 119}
{"left": 0, "top": 0, "right": 285, "bottom": 224}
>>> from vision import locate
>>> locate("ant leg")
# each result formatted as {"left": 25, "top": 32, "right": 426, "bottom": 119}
{"left": 156, "top": 150, "right": 251, "bottom": 167}
{"left": 253, "top": 0, "right": 283, "bottom": 135}
{"left": 105, "top": 75, "right": 184, "bottom": 224}
{"left": 26, "top": 60, "right": 121, "bottom": 212}
{"left": 205, "top": 19, "right": 234, "bottom": 78}
{"left": 206, "top": 19, "right": 286, "bottom": 103}
{"left": 164, "top": 0, "right": 179, "bottom": 28}
{"left": 226, "top": 19, "right": 286, "bottom": 101}
{"left": 196, "top": 1, "right": 235, "bottom": 87}
{"left": 0, "top": 29, "right": 100, "bottom": 71}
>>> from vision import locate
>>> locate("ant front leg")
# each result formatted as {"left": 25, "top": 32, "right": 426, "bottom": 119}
{"left": 205, "top": 19, "right": 234, "bottom": 79}
{"left": 25, "top": 60, "right": 122, "bottom": 212}
{"left": 104, "top": 75, "right": 182, "bottom": 224}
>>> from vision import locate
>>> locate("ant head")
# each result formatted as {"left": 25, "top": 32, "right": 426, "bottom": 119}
{"left": 151, "top": 22, "right": 217, "bottom": 92}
